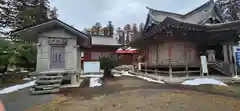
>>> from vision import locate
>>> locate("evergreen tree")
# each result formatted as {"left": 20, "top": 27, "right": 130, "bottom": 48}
{"left": 15, "top": 43, "right": 37, "bottom": 71}
{"left": 0, "top": 0, "right": 12, "bottom": 35}
{"left": 8, "top": 0, "right": 58, "bottom": 29}
{"left": 216, "top": 0, "right": 240, "bottom": 21}
{"left": 93, "top": 22, "right": 101, "bottom": 35}
{"left": 103, "top": 27, "right": 108, "bottom": 36}
{"left": 107, "top": 21, "right": 114, "bottom": 36}
{"left": 124, "top": 24, "right": 131, "bottom": 44}
{"left": 83, "top": 28, "right": 89, "bottom": 34}
{"left": 124, "top": 24, "right": 131, "bottom": 33}
{"left": 131, "top": 23, "right": 138, "bottom": 40}
{"left": 5, "top": 0, "right": 58, "bottom": 41}
{"left": 131, "top": 23, "right": 138, "bottom": 34}
{"left": 0, "top": 39, "right": 15, "bottom": 73}
{"left": 139, "top": 23, "right": 144, "bottom": 33}
{"left": 116, "top": 27, "right": 124, "bottom": 44}
{"left": 0, "top": 0, "right": 56, "bottom": 73}
{"left": 116, "top": 27, "right": 121, "bottom": 36}
{"left": 49, "top": 6, "right": 58, "bottom": 19}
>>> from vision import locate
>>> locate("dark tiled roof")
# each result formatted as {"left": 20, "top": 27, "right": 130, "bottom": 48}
{"left": 11, "top": 19, "right": 89, "bottom": 38}
{"left": 144, "top": 0, "right": 224, "bottom": 32}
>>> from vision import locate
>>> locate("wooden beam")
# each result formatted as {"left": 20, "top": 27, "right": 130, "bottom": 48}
{"left": 156, "top": 44, "right": 159, "bottom": 64}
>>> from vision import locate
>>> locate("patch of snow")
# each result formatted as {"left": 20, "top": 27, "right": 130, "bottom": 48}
{"left": 181, "top": 78, "right": 228, "bottom": 86}
{"left": 122, "top": 72, "right": 164, "bottom": 84}
{"left": 89, "top": 78, "right": 102, "bottom": 88}
{"left": 82, "top": 74, "right": 122, "bottom": 78}
{"left": 8, "top": 68, "right": 15, "bottom": 72}
{"left": 23, "top": 78, "right": 31, "bottom": 81}
{"left": 23, "top": 77, "right": 36, "bottom": 81}
{"left": 233, "top": 75, "right": 240, "bottom": 79}
{"left": 122, "top": 71, "right": 134, "bottom": 77}
{"left": 40, "top": 70, "right": 66, "bottom": 74}
{"left": 82, "top": 75, "right": 103, "bottom": 78}
{"left": 0, "top": 80, "right": 36, "bottom": 94}
{"left": 20, "top": 70, "right": 28, "bottom": 73}
{"left": 136, "top": 75, "right": 165, "bottom": 84}
{"left": 113, "top": 74, "right": 122, "bottom": 77}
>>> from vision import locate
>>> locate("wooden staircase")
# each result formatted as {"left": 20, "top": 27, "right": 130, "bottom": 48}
{"left": 30, "top": 73, "right": 63, "bottom": 94}
{"left": 208, "top": 59, "right": 233, "bottom": 76}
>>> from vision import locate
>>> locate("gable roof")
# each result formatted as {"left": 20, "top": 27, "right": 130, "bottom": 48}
{"left": 131, "top": 17, "right": 240, "bottom": 47}
{"left": 144, "top": 0, "right": 223, "bottom": 32}
{"left": 11, "top": 19, "right": 89, "bottom": 39}
{"left": 91, "top": 35, "right": 121, "bottom": 46}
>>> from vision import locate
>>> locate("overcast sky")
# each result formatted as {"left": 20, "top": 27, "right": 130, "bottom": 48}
{"left": 50, "top": 0, "right": 212, "bottom": 31}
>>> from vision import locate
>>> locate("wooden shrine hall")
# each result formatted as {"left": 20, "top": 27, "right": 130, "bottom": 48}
{"left": 130, "top": 0, "right": 240, "bottom": 77}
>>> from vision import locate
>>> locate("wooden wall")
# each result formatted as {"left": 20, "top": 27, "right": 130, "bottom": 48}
{"left": 83, "top": 46, "right": 117, "bottom": 61}
{"left": 147, "top": 42, "right": 200, "bottom": 66}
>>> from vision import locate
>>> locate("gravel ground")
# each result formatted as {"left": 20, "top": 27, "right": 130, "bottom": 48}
{"left": 0, "top": 82, "right": 55, "bottom": 111}
{"left": 25, "top": 76, "right": 240, "bottom": 111}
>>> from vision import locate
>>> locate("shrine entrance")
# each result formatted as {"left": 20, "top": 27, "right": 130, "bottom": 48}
{"left": 50, "top": 46, "right": 65, "bottom": 69}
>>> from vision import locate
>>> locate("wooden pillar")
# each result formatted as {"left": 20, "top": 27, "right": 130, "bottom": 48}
{"left": 228, "top": 44, "right": 235, "bottom": 76}
{"left": 155, "top": 69, "right": 158, "bottom": 76}
{"left": 228, "top": 44, "right": 233, "bottom": 63}
{"left": 156, "top": 44, "right": 159, "bottom": 64}
{"left": 223, "top": 44, "right": 229, "bottom": 63}
{"left": 145, "top": 63, "right": 147, "bottom": 74}
{"left": 168, "top": 42, "right": 172, "bottom": 78}
{"left": 169, "top": 62, "right": 172, "bottom": 78}
{"left": 207, "top": 50, "right": 215, "bottom": 62}
{"left": 184, "top": 45, "right": 189, "bottom": 77}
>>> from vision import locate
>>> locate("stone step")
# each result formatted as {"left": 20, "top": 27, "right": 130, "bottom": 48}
{"left": 36, "top": 79, "right": 62, "bottom": 84}
{"left": 33, "top": 84, "right": 61, "bottom": 89}
{"left": 37, "top": 75, "right": 63, "bottom": 79}
{"left": 210, "top": 64, "right": 231, "bottom": 76}
{"left": 39, "top": 73, "right": 62, "bottom": 76}
{"left": 30, "top": 88, "right": 60, "bottom": 95}
{"left": 37, "top": 78, "right": 62, "bottom": 81}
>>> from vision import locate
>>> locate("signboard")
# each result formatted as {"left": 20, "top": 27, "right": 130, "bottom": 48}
{"left": 233, "top": 46, "right": 240, "bottom": 67}
{"left": 236, "top": 52, "right": 240, "bottom": 67}
{"left": 200, "top": 56, "right": 208, "bottom": 74}
{"left": 83, "top": 61, "right": 100, "bottom": 73}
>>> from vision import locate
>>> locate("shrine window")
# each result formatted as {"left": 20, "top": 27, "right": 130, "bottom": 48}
{"left": 166, "top": 30, "right": 173, "bottom": 36}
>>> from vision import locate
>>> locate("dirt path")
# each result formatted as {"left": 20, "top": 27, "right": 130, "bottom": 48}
{"left": 26, "top": 76, "right": 240, "bottom": 111}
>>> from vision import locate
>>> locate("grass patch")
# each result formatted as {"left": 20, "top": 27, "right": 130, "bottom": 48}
{"left": 0, "top": 79, "right": 25, "bottom": 89}
{"left": 0, "top": 72, "right": 28, "bottom": 88}
{"left": 25, "top": 96, "right": 69, "bottom": 111}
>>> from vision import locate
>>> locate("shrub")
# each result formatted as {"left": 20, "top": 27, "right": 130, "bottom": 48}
{"left": 99, "top": 56, "right": 117, "bottom": 78}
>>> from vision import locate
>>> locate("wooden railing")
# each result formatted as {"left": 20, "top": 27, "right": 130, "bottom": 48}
{"left": 209, "top": 59, "right": 232, "bottom": 76}
{"left": 210, "top": 59, "right": 223, "bottom": 67}
{"left": 148, "top": 59, "right": 200, "bottom": 66}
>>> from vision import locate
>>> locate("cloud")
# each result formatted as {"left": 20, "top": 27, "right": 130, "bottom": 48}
{"left": 50, "top": 0, "right": 210, "bottom": 30}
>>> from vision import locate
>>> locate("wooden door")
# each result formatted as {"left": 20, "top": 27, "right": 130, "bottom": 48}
{"left": 50, "top": 46, "right": 65, "bottom": 69}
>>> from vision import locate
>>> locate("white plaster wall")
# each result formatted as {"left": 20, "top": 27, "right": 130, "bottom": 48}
{"left": 39, "top": 29, "right": 75, "bottom": 39}
{"left": 36, "top": 37, "right": 50, "bottom": 72}
{"left": 65, "top": 39, "right": 77, "bottom": 70}
{"left": 76, "top": 48, "right": 81, "bottom": 71}
{"left": 36, "top": 28, "right": 79, "bottom": 72}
